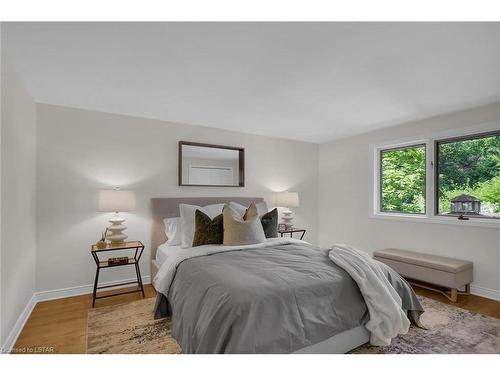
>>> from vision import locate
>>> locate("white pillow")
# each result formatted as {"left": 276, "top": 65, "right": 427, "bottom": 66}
{"left": 179, "top": 203, "right": 225, "bottom": 248}
{"left": 229, "top": 201, "right": 269, "bottom": 217}
{"left": 163, "top": 217, "right": 181, "bottom": 246}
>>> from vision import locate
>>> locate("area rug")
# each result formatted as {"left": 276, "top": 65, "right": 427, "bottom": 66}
{"left": 352, "top": 296, "right": 500, "bottom": 354}
{"left": 86, "top": 298, "right": 181, "bottom": 354}
{"left": 86, "top": 296, "right": 499, "bottom": 354}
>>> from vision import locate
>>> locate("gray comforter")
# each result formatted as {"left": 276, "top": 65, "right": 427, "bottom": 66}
{"left": 154, "top": 241, "right": 423, "bottom": 353}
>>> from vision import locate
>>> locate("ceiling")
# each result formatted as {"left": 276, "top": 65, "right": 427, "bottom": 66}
{"left": 2, "top": 22, "right": 500, "bottom": 143}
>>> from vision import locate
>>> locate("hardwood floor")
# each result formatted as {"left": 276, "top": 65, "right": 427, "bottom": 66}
{"left": 12, "top": 284, "right": 500, "bottom": 354}
{"left": 412, "top": 286, "right": 500, "bottom": 319}
{"left": 12, "top": 285, "right": 157, "bottom": 354}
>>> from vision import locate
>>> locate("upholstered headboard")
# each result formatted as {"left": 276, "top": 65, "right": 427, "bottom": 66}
{"left": 150, "top": 197, "right": 264, "bottom": 260}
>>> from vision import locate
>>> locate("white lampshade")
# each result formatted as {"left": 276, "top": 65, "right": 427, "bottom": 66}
{"left": 275, "top": 191, "right": 299, "bottom": 208}
{"left": 98, "top": 189, "right": 136, "bottom": 212}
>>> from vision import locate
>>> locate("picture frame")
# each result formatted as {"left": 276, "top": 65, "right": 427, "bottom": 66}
{"left": 178, "top": 141, "right": 245, "bottom": 187}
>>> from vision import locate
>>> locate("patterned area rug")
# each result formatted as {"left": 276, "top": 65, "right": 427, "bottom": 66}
{"left": 86, "top": 298, "right": 181, "bottom": 354}
{"left": 86, "top": 296, "right": 500, "bottom": 354}
{"left": 352, "top": 296, "right": 500, "bottom": 354}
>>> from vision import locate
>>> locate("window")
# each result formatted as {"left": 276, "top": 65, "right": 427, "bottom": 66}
{"left": 372, "top": 125, "right": 500, "bottom": 225}
{"left": 380, "top": 144, "right": 426, "bottom": 214}
{"left": 436, "top": 131, "right": 500, "bottom": 219}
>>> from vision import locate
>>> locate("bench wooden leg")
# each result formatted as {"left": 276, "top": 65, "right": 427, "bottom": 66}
{"left": 408, "top": 280, "right": 469, "bottom": 303}
{"left": 450, "top": 288, "right": 458, "bottom": 303}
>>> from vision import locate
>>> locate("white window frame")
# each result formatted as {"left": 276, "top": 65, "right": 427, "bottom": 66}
{"left": 370, "top": 121, "right": 500, "bottom": 229}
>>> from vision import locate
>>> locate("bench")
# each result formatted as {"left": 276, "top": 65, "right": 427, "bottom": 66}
{"left": 373, "top": 248, "right": 473, "bottom": 302}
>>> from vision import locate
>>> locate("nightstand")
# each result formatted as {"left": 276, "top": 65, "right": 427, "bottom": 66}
{"left": 90, "top": 240, "right": 145, "bottom": 307}
{"left": 278, "top": 228, "right": 306, "bottom": 240}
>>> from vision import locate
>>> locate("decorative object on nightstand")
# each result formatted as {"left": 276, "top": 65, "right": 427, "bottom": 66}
{"left": 107, "top": 256, "right": 129, "bottom": 266}
{"left": 95, "top": 228, "right": 108, "bottom": 249}
{"left": 278, "top": 223, "right": 287, "bottom": 232}
{"left": 98, "top": 188, "right": 136, "bottom": 244}
{"left": 90, "top": 240, "right": 145, "bottom": 307}
{"left": 278, "top": 228, "right": 306, "bottom": 240}
{"left": 275, "top": 191, "right": 299, "bottom": 229}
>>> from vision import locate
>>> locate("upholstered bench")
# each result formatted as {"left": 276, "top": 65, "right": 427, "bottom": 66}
{"left": 373, "top": 248, "right": 473, "bottom": 302}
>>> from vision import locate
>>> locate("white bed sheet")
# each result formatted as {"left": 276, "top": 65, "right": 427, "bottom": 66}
{"left": 156, "top": 238, "right": 289, "bottom": 268}
{"left": 156, "top": 243, "right": 182, "bottom": 267}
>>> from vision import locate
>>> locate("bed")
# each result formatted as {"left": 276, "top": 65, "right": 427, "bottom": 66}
{"left": 150, "top": 197, "right": 423, "bottom": 354}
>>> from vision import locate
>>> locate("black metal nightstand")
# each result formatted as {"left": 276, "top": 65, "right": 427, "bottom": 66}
{"left": 90, "top": 240, "right": 145, "bottom": 307}
{"left": 278, "top": 228, "right": 306, "bottom": 240}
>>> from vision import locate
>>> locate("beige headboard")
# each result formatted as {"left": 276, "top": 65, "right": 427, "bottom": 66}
{"left": 150, "top": 197, "right": 264, "bottom": 260}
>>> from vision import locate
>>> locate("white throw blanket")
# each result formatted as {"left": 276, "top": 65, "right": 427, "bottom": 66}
{"left": 328, "top": 244, "right": 410, "bottom": 346}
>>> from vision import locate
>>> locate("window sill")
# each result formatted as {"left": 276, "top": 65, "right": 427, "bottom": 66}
{"left": 369, "top": 212, "right": 500, "bottom": 229}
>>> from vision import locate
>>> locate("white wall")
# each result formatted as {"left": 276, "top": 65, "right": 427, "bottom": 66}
{"left": 36, "top": 104, "right": 319, "bottom": 292}
{"left": 319, "top": 102, "right": 500, "bottom": 297}
{"left": 1, "top": 59, "right": 37, "bottom": 344}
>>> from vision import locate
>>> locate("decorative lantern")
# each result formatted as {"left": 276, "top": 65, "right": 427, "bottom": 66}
{"left": 450, "top": 194, "right": 481, "bottom": 215}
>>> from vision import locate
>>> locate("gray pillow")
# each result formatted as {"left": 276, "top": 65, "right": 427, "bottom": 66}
{"left": 223, "top": 202, "right": 266, "bottom": 246}
{"left": 260, "top": 208, "right": 278, "bottom": 238}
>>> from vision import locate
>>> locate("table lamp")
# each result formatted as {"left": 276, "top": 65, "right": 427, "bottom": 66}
{"left": 275, "top": 191, "right": 300, "bottom": 229}
{"left": 97, "top": 188, "right": 136, "bottom": 244}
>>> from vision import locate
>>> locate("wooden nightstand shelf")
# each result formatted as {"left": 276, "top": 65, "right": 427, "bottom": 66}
{"left": 278, "top": 228, "right": 306, "bottom": 240}
{"left": 90, "top": 240, "right": 145, "bottom": 307}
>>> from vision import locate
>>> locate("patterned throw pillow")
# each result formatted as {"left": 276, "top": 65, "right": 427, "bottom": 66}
{"left": 192, "top": 210, "right": 224, "bottom": 247}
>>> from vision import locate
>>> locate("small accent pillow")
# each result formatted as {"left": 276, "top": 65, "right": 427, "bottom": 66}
{"left": 223, "top": 203, "right": 266, "bottom": 246}
{"left": 260, "top": 208, "right": 278, "bottom": 238}
{"left": 192, "top": 210, "right": 224, "bottom": 247}
{"left": 163, "top": 217, "right": 181, "bottom": 246}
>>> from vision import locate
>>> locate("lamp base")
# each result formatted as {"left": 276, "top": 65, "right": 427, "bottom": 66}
{"left": 106, "top": 213, "right": 128, "bottom": 243}
{"left": 281, "top": 209, "right": 294, "bottom": 230}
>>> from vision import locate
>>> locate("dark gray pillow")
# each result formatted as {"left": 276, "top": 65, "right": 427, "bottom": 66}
{"left": 261, "top": 208, "right": 278, "bottom": 238}
{"left": 192, "top": 210, "right": 223, "bottom": 247}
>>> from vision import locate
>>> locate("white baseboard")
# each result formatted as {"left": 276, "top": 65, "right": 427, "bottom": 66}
{"left": 470, "top": 284, "right": 500, "bottom": 302}
{"left": 1, "top": 294, "right": 37, "bottom": 354}
{"left": 1, "top": 275, "right": 151, "bottom": 353}
{"left": 35, "top": 275, "right": 151, "bottom": 302}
